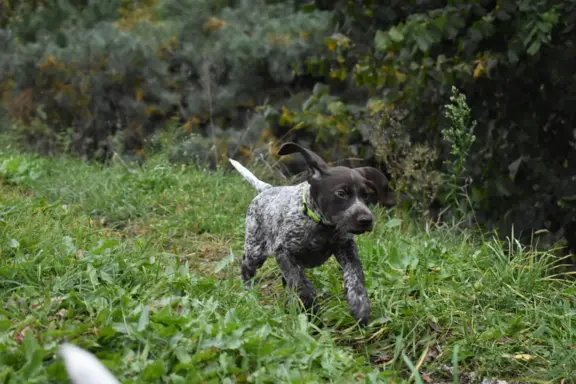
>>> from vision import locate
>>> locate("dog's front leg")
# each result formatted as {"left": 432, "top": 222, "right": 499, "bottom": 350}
{"left": 334, "top": 241, "right": 370, "bottom": 325}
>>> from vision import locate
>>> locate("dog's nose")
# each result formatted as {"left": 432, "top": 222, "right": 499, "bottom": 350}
{"left": 357, "top": 215, "right": 373, "bottom": 227}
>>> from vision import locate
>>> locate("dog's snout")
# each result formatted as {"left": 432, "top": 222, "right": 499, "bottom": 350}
{"left": 349, "top": 212, "right": 374, "bottom": 234}
{"left": 357, "top": 214, "right": 373, "bottom": 227}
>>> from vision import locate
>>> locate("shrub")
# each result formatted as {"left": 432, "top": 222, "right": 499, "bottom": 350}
{"left": 0, "top": 0, "right": 334, "bottom": 161}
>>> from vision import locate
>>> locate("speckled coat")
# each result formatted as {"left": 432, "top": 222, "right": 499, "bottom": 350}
{"left": 229, "top": 158, "right": 371, "bottom": 325}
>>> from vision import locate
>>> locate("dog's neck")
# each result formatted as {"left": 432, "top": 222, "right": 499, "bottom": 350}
{"left": 301, "top": 183, "right": 332, "bottom": 226}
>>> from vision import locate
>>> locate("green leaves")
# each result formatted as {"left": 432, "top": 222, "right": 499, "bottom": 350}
{"left": 526, "top": 39, "right": 541, "bottom": 55}
{"left": 0, "top": 155, "right": 45, "bottom": 186}
{"left": 137, "top": 306, "right": 150, "bottom": 332}
{"left": 374, "top": 9, "right": 460, "bottom": 56}
{"left": 388, "top": 26, "right": 404, "bottom": 43}
{"left": 385, "top": 218, "right": 403, "bottom": 229}
{"left": 214, "top": 249, "right": 235, "bottom": 274}
{"left": 519, "top": 7, "right": 560, "bottom": 56}
{"left": 142, "top": 359, "right": 166, "bottom": 380}
{"left": 374, "top": 30, "right": 390, "bottom": 52}
{"left": 20, "top": 331, "right": 44, "bottom": 379}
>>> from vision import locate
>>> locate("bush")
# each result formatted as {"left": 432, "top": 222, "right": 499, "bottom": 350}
{"left": 3, "top": 0, "right": 576, "bottom": 254}
{"left": 277, "top": 0, "right": 576, "bottom": 252}
{"left": 0, "top": 0, "right": 333, "bottom": 160}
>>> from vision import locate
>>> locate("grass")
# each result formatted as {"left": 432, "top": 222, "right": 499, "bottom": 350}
{"left": 0, "top": 149, "right": 575, "bottom": 383}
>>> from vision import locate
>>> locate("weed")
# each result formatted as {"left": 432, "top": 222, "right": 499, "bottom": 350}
{"left": 439, "top": 86, "right": 478, "bottom": 223}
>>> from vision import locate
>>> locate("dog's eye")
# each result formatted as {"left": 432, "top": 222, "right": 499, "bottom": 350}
{"left": 335, "top": 189, "right": 347, "bottom": 199}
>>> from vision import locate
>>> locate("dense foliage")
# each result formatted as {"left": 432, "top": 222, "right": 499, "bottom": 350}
{"left": 2, "top": 0, "right": 576, "bottom": 251}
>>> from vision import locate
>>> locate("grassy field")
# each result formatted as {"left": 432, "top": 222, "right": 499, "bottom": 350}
{"left": 0, "top": 149, "right": 575, "bottom": 383}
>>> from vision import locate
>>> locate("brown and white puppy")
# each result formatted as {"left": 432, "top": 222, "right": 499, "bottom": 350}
{"left": 229, "top": 142, "right": 395, "bottom": 325}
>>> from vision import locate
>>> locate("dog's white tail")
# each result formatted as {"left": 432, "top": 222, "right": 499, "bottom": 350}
{"left": 229, "top": 158, "right": 272, "bottom": 193}
{"left": 59, "top": 343, "right": 120, "bottom": 384}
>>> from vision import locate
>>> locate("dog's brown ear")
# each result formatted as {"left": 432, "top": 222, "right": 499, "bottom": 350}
{"left": 355, "top": 166, "right": 396, "bottom": 207}
{"left": 278, "top": 142, "right": 329, "bottom": 179}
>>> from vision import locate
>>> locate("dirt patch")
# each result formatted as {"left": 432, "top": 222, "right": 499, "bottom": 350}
{"left": 185, "top": 234, "right": 236, "bottom": 275}
{"left": 165, "top": 230, "right": 239, "bottom": 276}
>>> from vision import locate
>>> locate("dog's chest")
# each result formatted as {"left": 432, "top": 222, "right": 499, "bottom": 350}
{"left": 284, "top": 226, "right": 342, "bottom": 268}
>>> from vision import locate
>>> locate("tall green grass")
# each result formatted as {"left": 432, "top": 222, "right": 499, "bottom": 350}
{"left": 0, "top": 150, "right": 574, "bottom": 383}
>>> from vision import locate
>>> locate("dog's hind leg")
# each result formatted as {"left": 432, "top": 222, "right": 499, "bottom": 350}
{"left": 241, "top": 243, "right": 268, "bottom": 287}
{"left": 241, "top": 216, "right": 268, "bottom": 288}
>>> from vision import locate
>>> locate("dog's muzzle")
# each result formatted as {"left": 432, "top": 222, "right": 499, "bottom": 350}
{"left": 349, "top": 213, "right": 374, "bottom": 234}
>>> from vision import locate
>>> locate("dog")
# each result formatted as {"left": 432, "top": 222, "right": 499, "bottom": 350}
{"left": 229, "top": 142, "right": 395, "bottom": 325}
{"left": 59, "top": 343, "right": 120, "bottom": 384}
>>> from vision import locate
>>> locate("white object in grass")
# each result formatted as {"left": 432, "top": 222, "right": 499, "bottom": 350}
{"left": 59, "top": 343, "right": 120, "bottom": 384}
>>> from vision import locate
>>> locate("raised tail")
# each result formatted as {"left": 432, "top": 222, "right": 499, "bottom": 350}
{"left": 59, "top": 343, "right": 120, "bottom": 384}
{"left": 228, "top": 158, "right": 272, "bottom": 193}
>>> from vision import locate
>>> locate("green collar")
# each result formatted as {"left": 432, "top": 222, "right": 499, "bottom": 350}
{"left": 301, "top": 186, "right": 322, "bottom": 224}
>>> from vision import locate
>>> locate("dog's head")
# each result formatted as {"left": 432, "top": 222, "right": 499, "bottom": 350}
{"left": 278, "top": 142, "right": 395, "bottom": 234}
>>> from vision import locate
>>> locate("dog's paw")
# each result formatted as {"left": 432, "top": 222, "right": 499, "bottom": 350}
{"left": 346, "top": 289, "right": 371, "bottom": 326}
{"left": 242, "top": 279, "right": 257, "bottom": 290}
{"left": 352, "top": 303, "right": 370, "bottom": 326}
{"left": 299, "top": 290, "right": 317, "bottom": 309}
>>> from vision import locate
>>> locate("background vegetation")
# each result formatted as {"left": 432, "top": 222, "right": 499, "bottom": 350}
{"left": 1, "top": 0, "right": 576, "bottom": 382}
{"left": 2, "top": 0, "right": 576, "bottom": 251}
{"left": 2, "top": 0, "right": 575, "bottom": 254}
